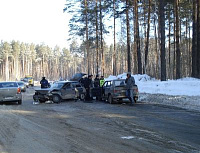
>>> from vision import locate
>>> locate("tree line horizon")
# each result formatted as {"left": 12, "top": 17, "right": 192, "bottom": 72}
{"left": 0, "top": 0, "right": 200, "bottom": 81}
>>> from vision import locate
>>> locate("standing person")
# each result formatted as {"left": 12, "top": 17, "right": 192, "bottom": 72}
{"left": 40, "top": 77, "right": 49, "bottom": 88}
{"left": 99, "top": 76, "right": 105, "bottom": 87}
{"left": 125, "top": 72, "right": 135, "bottom": 105}
{"left": 94, "top": 75, "right": 100, "bottom": 87}
{"left": 84, "top": 75, "right": 93, "bottom": 101}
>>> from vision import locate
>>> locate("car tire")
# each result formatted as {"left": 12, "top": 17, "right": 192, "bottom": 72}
{"left": 52, "top": 95, "right": 61, "bottom": 103}
{"left": 80, "top": 94, "right": 85, "bottom": 101}
{"left": 108, "top": 95, "right": 113, "bottom": 104}
{"left": 18, "top": 100, "right": 22, "bottom": 105}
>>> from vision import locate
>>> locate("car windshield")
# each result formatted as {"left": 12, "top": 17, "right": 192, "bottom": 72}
{"left": 17, "top": 82, "right": 24, "bottom": 86}
{"left": 23, "top": 78, "right": 28, "bottom": 82}
{"left": 51, "top": 82, "right": 65, "bottom": 89}
{"left": 114, "top": 80, "right": 126, "bottom": 87}
{"left": 25, "top": 77, "right": 32, "bottom": 80}
{"left": 0, "top": 82, "right": 18, "bottom": 88}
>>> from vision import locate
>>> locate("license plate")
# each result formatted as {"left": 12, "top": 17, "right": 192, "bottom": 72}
{"left": 5, "top": 97, "right": 13, "bottom": 100}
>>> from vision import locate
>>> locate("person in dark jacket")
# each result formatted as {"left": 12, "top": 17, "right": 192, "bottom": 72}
{"left": 40, "top": 77, "right": 49, "bottom": 88}
{"left": 83, "top": 75, "right": 93, "bottom": 101}
{"left": 125, "top": 72, "right": 135, "bottom": 105}
{"left": 94, "top": 75, "right": 100, "bottom": 87}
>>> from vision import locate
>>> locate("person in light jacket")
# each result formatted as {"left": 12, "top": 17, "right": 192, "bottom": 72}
{"left": 125, "top": 72, "right": 135, "bottom": 105}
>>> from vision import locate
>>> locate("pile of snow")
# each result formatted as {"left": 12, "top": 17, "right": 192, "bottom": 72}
{"left": 105, "top": 73, "right": 200, "bottom": 111}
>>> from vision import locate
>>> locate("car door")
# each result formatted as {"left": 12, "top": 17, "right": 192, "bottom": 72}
{"left": 61, "top": 83, "right": 75, "bottom": 99}
{"left": 103, "top": 81, "right": 112, "bottom": 97}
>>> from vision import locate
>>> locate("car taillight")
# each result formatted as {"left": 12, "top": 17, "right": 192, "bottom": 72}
{"left": 114, "top": 90, "right": 120, "bottom": 93}
{"left": 17, "top": 88, "right": 21, "bottom": 94}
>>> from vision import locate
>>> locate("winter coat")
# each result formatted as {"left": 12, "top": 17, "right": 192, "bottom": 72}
{"left": 125, "top": 76, "right": 135, "bottom": 89}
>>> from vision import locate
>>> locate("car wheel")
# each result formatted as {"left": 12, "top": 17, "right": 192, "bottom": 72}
{"left": 108, "top": 95, "right": 113, "bottom": 104}
{"left": 80, "top": 94, "right": 85, "bottom": 101}
{"left": 18, "top": 100, "right": 22, "bottom": 105}
{"left": 52, "top": 95, "right": 61, "bottom": 103}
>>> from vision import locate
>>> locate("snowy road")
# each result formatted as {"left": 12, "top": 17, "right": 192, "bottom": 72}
{"left": 0, "top": 88, "right": 200, "bottom": 153}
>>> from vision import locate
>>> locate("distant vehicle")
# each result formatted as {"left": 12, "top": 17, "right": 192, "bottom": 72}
{"left": 100, "top": 79, "right": 138, "bottom": 104}
{"left": 16, "top": 81, "right": 26, "bottom": 92}
{"left": 21, "top": 75, "right": 34, "bottom": 87}
{"left": 0, "top": 82, "right": 22, "bottom": 105}
{"left": 33, "top": 81, "right": 86, "bottom": 103}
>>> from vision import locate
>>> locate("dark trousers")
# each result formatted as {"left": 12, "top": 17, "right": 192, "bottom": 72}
{"left": 126, "top": 89, "right": 134, "bottom": 104}
{"left": 85, "top": 88, "right": 91, "bottom": 101}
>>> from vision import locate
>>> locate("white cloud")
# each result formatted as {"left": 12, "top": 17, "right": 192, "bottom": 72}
{"left": 0, "top": 0, "right": 69, "bottom": 48}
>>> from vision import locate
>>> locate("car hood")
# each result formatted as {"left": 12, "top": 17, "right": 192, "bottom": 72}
{"left": 70, "top": 73, "right": 86, "bottom": 81}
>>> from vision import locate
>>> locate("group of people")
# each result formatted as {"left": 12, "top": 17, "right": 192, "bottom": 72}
{"left": 80, "top": 74, "right": 105, "bottom": 101}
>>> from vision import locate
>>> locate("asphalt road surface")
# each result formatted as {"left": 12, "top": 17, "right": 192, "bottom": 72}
{"left": 0, "top": 87, "right": 200, "bottom": 153}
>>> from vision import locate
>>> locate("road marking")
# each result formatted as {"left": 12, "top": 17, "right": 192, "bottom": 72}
{"left": 121, "top": 136, "right": 135, "bottom": 140}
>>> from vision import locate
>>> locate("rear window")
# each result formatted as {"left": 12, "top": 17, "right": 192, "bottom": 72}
{"left": 114, "top": 80, "right": 126, "bottom": 87}
{"left": 0, "top": 82, "right": 18, "bottom": 88}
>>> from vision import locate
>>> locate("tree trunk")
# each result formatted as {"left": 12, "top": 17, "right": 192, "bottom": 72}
{"left": 192, "top": 0, "right": 197, "bottom": 77}
{"left": 134, "top": 0, "right": 142, "bottom": 74}
{"left": 100, "top": 0, "right": 104, "bottom": 76}
{"left": 175, "top": 0, "right": 181, "bottom": 79}
{"left": 197, "top": 0, "right": 200, "bottom": 78}
{"left": 144, "top": 0, "right": 151, "bottom": 73}
{"left": 126, "top": 0, "right": 131, "bottom": 73}
{"left": 168, "top": 4, "right": 171, "bottom": 79}
{"left": 159, "top": 0, "right": 166, "bottom": 81}
{"left": 96, "top": 0, "right": 99, "bottom": 75}
{"left": 113, "top": 0, "right": 116, "bottom": 75}
{"left": 84, "top": 0, "right": 90, "bottom": 75}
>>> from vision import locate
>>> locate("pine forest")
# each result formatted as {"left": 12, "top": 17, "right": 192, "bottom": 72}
{"left": 0, "top": 0, "right": 200, "bottom": 81}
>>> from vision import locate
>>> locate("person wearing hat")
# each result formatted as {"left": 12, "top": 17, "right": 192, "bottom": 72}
{"left": 40, "top": 77, "right": 49, "bottom": 88}
{"left": 125, "top": 72, "right": 135, "bottom": 105}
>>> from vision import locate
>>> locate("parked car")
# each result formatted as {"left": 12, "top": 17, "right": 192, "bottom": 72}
{"left": 0, "top": 82, "right": 22, "bottom": 105}
{"left": 16, "top": 81, "right": 26, "bottom": 92}
{"left": 33, "top": 81, "right": 86, "bottom": 103}
{"left": 46, "top": 81, "right": 86, "bottom": 103}
{"left": 100, "top": 79, "right": 138, "bottom": 104}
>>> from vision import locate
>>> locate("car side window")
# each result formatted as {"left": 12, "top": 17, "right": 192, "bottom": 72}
{"left": 103, "top": 82, "right": 107, "bottom": 87}
{"left": 63, "top": 83, "right": 71, "bottom": 89}
{"left": 106, "top": 81, "right": 112, "bottom": 87}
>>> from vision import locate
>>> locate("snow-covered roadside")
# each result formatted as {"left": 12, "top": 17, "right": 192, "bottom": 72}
{"left": 139, "top": 93, "right": 200, "bottom": 112}
{"left": 106, "top": 73, "right": 200, "bottom": 112}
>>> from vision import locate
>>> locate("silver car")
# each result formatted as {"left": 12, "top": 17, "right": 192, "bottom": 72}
{"left": 16, "top": 81, "right": 26, "bottom": 92}
{"left": 0, "top": 82, "right": 22, "bottom": 105}
{"left": 46, "top": 81, "right": 86, "bottom": 103}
